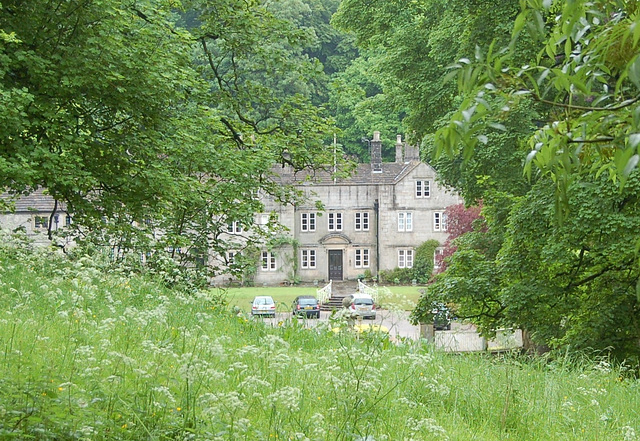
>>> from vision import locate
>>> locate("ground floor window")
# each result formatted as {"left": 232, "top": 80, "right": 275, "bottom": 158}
{"left": 355, "top": 248, "right": 370, "bottom": 268}
{"left": 301, "top": 249, "right": 316, "bottom": 269}
{"left": 398, "top": 249, "right": 414, "bottom": 268}
{"left": 261, "top": 251, "right": 277, "bottom": 271}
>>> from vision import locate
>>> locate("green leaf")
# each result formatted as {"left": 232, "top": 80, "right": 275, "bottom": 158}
{"left": 628, "top": 56, "right": 640, "bottom": 90}
{"left": 623, "top": 154, "right": 639, "bottom": 177}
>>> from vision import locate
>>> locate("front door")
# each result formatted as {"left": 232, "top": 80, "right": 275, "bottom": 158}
{"left": 328, "top": 250, "right": 343, "bottom": 281}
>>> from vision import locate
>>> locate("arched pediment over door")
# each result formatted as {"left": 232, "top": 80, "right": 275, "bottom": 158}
{"left": 318, "top": 233, "right": 351, "bottom": 245}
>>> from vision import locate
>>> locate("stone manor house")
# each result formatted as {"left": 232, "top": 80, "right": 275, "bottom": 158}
{"left": 0, "top": 132, "right": 462, "bottom": 286}
{"left": 213, "top": 131, "right": 462, "bottom": 286}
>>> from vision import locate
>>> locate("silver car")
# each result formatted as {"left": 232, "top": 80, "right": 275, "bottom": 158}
{"left": 250, "top": 296, "right": 276, "bottom": 317}
{"left": 343, "top": 293, "right": 376, "bottom": 319}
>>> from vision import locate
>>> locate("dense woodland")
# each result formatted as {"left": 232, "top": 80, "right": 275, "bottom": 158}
{"left": 2, "top": 0, "right": 640, "bottom": 360}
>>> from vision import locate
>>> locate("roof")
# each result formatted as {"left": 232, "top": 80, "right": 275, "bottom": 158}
{"left": 275, "top": 161, "right": 423, "bottom": 186}
{"left": 1, "top": 188, "right": 67, "bottom": 213}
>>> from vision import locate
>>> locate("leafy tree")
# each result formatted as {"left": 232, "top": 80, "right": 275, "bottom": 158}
{"left": 328, "top": 52, "right": 406, "bottom": 160}
{"left": 436, "top": 203, "right": 484, "bottom": 273}
{"left": 412, "top": 239, "right": 440, "bottom": 283}
{"left": 1, "top": 0, "right": 345, "bottom": 280}
{"left": 435, "top": 0, "right": 640, "bottom": 214}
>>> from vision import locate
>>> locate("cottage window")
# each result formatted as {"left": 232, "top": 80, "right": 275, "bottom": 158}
{"left": 434, "top": 212, "right": 447, "bottom": 231}
{"left": 227, "top": 251, "right": 236, "bottom": 264}
{"left": 328, "top": 212, "right": 343, "bottom": 231}
{"left": 301, "top": 249, "right": 316, "bottom": 269}
{"left": 416, "top": 180, "right": 430, "bottom": 198}
{"left": 34, "top": 216, "right": 48, "bottom": 229}
{"left": 301, "top": 213, "right": 316, "bottom": 232}
{"left": 261, "top": 251, "right": 277, "bottom": 271}
{"left": 65, "top": 215, "right": 72, "bottom": 227}
{"left": 398, "top": 249, "right": 414, "bottom": 268}
{"left": 355, "top": 249, "right": 370, "bottom": 268}
{"left": 355, "top": 212, "right": 369, "bottom": 231}
{"left": 398, "top": 212, "right": 413, "bottom": 232}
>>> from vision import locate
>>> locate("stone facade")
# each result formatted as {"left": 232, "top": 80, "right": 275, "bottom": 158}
{"left": 218, "top": 132, "right": 462, "bottom": 286}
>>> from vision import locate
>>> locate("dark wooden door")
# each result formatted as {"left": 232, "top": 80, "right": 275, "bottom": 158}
{"left": 328, "top": 250, "right": 343, "bottom": 281}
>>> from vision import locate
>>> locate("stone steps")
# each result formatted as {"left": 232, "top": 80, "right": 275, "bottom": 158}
{"left": 320, "top": 281, "right": 357, "bottom": 311}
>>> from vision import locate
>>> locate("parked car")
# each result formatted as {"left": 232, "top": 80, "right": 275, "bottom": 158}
{"left": 291, "top": 295, "right": 321, "bottom": 318}
{"left": 342, "top": 293, "right": 376, "bottom": 319}
{"left": 250, "top": 296, "right": 276, "bottom": 317}
{"left": 432, "top": 303, "right": 451, "bottom": 330}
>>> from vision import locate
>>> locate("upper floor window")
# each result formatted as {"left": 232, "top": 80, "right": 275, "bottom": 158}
{"left": 301, "top": 213, "right": 316, "bottom": 232}
{"left": 434, "top": 211, "right": 447, "bottom": 231}
{"left": 261, "top": 251, "right": 277, "bottom": 271}
{"left": 227, "top": 221, "right": 243, "bottom": 234}
{"left": 416, "top": 180, "right": 431, "bottom": 198}
{"left": 355, "top": 212, "right": 369, "bottom": 231}
{"left": 65, "top": 215, "right": 72, "bottom": 227}
{"left": 34, "top": 215, "right": 48, "bottom": 229}
{"left": 398, "top": 249, "right": 414, "bottom": 268}
{"left": 355, "top": 249, "right": 370, "bottom": 268}
{"left": 227, "top": 251, "right": 237, "bottom": 264}
{"left": 328, "top": 212, "right": 343, "bottom": 231}
{"left": 398, "top": 212, "right": 413, "bottom": 232}
{"left": 301, "top": 249, "right": 316, "bottom": 269}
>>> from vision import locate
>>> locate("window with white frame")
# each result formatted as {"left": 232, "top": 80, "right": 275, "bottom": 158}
{"left": 398, "top": 249, "right": 414, "bottom": 268}
{"left": 261, "top": 251, "right": 277, "bottom": 271}
{"left": 227, "top": 221, "right": 243, "bottom": 234}
{"left": 434, "top": 248, "right": 444, "bottom": 269}
{"left": 434, "top": 211, "right": 447, "bottom": 231}
{"left": 355, "top": 248, "right": 370, "bottom": 268}
{"left": 227, "top": 251, "right": 236, "bottom": 264}
{"left": 398, "top": 212, "right": 413, "bottom": 232}
{"left": 301, "top": 249, "right": 316, "bottom": 269}
{"left": 328, "top": 212, "right": 343, "bottom": 231}
{"left": 301, "top": 212, "right": 316, "bottom": 232}
{"left": 416, "top": 180, "right": 431, "bottom": 198}
{"left": 355, "top": 212, "right": 369, "bottom": 231}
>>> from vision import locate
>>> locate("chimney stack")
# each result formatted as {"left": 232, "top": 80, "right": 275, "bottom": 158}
{"left": 371, "top": 131, "right": 382, "bottom": 172}
{"left": 395, "top": 134, "right": 404, "bottom": 163}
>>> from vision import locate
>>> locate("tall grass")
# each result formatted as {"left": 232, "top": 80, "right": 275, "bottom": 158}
{"left": 0, "top": 241, "right": 638, "bottom": 440}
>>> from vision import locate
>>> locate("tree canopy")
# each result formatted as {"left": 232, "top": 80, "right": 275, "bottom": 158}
{"left": 0, "top": 0, "right": 345, "bottom": 278}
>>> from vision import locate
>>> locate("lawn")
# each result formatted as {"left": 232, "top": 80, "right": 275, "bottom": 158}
{"left": 219, "top": 284, "right": 425, "bottom": 312}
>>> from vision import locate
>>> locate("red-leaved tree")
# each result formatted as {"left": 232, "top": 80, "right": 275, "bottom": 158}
{"left": 435, "top": 203, "right": 484, "bottom": 273}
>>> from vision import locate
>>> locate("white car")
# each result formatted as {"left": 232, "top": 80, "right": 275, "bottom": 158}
{"left": 250, "top": 296, "right": 277, "bottom": 317}
{"left": 342, "top": 293, "right": 376, "bottom": 319}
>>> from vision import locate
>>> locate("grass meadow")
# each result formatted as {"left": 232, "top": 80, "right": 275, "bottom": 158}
{"left": 1, "top": 244, "right": 639, "bottom": 440}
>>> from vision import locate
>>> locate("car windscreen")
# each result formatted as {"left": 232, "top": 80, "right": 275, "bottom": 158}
{"left": 353, "top": 299, "right": 373, "bottom": 305}
{"left": 298, "top": 299, "right": 318, "bottom": 306}
{"left": 254, "top": 298, "right": 273, "bottom": 305}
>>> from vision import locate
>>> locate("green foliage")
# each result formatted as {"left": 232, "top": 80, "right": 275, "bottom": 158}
{"left": 378, "top": 267, "right": 414, "bottom": 284}
{"left": 435, "top": 0, "right": 640, "bottom": 213}
{"left": 2, "top": 240, "right": 640, "bottom": 440}
{"left": 1, "top": 0, "right": 348, "bottom": 281}
{"left": 413, "top": 239, "right": 440, "bottom": 284}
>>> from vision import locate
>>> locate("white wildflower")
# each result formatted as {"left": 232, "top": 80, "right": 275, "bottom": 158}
{"left": 267, "top": 386, "right": 301, "bottom": 412}
{"left": 622, "top": 426, "right": 637, "bottom": 441}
